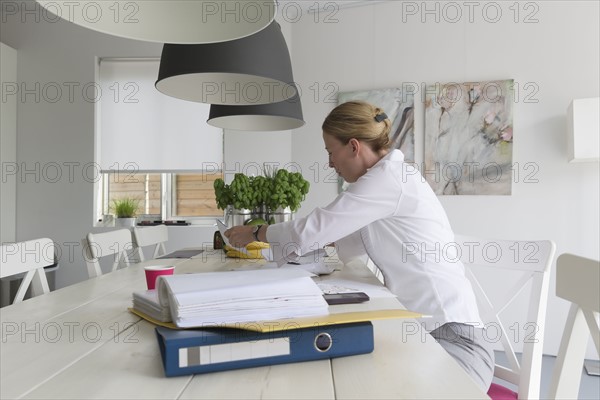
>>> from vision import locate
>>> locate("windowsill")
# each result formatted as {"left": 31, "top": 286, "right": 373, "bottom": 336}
{"left": 94, "top": 220, "right": 218, "bottom": 228}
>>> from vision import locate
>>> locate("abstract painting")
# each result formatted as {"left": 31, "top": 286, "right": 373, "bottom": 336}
{"left": 424, "top": 79, "right": 514, "bottom": 195}
{"left": 338, "top": 88, "right": 415, "bottom": 162}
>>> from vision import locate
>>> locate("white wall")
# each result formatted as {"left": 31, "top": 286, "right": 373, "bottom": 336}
{"left": 289, "top": 1, "right": 599, "bottom": 357}
{"left": 0, "top": 42, "right": 17, "bottom": 244}
{"left": 224, "top": 130, "right": 292, "bottom": 181}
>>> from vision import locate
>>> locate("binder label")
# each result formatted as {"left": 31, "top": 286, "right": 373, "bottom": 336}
{"left": 179, "top": 338, "right": 290, "bottom": 367}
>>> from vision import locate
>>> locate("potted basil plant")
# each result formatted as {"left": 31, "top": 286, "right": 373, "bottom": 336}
{"left": 214, "top": 174, "right": 255, "bottom": 226}
{"left": 265, "top": 169, "right": 310, "bottom": 223}
{"left": 214, "top": 170, "right": 310, "bottom": 226}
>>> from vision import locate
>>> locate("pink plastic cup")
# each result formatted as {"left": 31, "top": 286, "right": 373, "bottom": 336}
{"left": 144, "top": 266, "right": 175, "bottom": 290}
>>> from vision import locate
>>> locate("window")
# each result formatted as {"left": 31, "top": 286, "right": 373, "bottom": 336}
{"left": 95, "top": 58, "right": 223, "bottom": 224}
{"left": 102, "top": 172, "right": 162, "bottom": 219}
{"left": 100, "top": 172, "right": 223, "bottom": 221}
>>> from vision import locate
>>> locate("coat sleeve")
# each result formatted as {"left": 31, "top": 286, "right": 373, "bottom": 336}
{"left": 335, "top": 231, "right": 369, "bottom": 264}
{"left": 267, "top": 162, "right": 402, "bottom": 262}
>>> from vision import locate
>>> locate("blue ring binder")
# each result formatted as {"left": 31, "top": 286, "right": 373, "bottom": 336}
{"left": 156, "top": 321, "right": 374, "bottom": 377}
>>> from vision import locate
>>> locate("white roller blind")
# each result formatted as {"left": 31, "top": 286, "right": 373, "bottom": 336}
{"left": 99, "top": 59, "right": 223, "bottom": 171}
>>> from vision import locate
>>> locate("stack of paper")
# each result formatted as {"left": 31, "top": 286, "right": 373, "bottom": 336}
{"left": 156, "top": 269, "right": 329, "bottom": 328}
{"left": 132, "top": 290, "right": 172, "bottom": 322}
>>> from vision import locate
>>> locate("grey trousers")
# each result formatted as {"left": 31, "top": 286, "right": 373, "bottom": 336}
{"left": 430, "top": 322, "right": 495, "bottom": 392}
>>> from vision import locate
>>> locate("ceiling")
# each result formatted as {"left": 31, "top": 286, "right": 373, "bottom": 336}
{"left": 277, "top": 0, "right": 384, "bottom": 13}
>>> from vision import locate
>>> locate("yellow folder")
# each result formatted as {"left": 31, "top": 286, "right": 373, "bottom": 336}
{"left": 129, "top": 307, "right": 424, "bottom": 333}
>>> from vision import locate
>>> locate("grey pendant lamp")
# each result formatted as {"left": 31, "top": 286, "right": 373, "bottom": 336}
{"left": 207, "top": 87, "right": 305, "bottom": 131}
{"left": 155, "top": 21, "right": 297, "bottom": 105}
{"left": 36, "top": 1, "right": 277, "bottom": 44}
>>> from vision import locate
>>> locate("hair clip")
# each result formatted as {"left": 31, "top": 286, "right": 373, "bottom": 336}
{"left": 374, "top": 113, "right": 388, "bottom": 122}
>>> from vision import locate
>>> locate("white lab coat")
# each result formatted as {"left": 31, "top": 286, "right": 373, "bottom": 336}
{"left": 267, "top": 149, "right": 482, "bottom": 331}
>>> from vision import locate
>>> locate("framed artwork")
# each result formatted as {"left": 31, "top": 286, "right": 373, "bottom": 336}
{"left": 337, "top": 88, "right": 415, "bottom": 191}
{"left": 424, "top": 79, "right": 514, "bottom": 195}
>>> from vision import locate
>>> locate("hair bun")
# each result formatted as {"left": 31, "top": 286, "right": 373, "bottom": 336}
{"left": 322, "top": 101, "right": 392, "bottom": 153}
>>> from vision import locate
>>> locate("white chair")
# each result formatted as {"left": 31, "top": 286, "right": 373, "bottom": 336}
{"left": 548, "top": 253, "right": 600, "bottom": 399}
{"left": 366, "top": 258, "right": 385, "bottom": 283}
{"left": 454, "top": 234, "right": 556, "bottom": 400}
{"left": 0, "top": 238, "right": 55, "bottom": 304}
{"left": 132, "top": 225, "right": 168, "bottom": 262}
{"left": 84, "top": 229, "right": 134, "bottom": 278}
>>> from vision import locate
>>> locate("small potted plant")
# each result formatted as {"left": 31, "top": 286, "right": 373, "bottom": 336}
{"left": 112, "top": 197, "right": 140, "bottom": 227}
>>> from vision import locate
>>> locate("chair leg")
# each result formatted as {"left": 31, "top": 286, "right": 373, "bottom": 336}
{"left": 135, "top": 246, "right": 145, "bottom": 262}
{"left": 14, "top": 270, "right": 35, "bottom": 303}
{"left": 549, "top": 304, "right": 589, "bottom": 399}
{"left": 153, "top": 243, "right": 166, "bottom": 259}
{"left": 31, "top": 268, "right": 50, "bottom": 296}
{"left": 582, "top": 310, "right": 600, "bottom": 355}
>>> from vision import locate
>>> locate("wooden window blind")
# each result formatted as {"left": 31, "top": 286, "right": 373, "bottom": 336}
{"left": 173, "top": 173, "right": 223, "bottom": 217}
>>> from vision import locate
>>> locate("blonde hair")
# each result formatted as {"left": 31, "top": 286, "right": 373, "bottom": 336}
{"left": 322, "top": 100, "right": 392, "bottom": 153}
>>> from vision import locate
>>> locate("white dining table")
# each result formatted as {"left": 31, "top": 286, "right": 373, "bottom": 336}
{"left": 0, "top": 247, "right": 488, "bottom": 399}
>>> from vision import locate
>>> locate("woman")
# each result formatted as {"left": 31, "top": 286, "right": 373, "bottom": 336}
{"left": 225, "top": 100, "right": 494, "bottom": 391}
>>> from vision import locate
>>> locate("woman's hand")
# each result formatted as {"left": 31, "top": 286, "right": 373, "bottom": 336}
{"left": 224, "top": 225, "right": 255, "bottom": 248}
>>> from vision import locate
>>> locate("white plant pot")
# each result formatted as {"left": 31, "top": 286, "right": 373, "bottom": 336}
{"left": 115, "top": 217, "right": 136, "bottom": 228}
{"left": 227, "top": 208, "right": 252, "bottom": 228}
{"left": 267, "top": 207, "right": 294, "bottom": 224}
